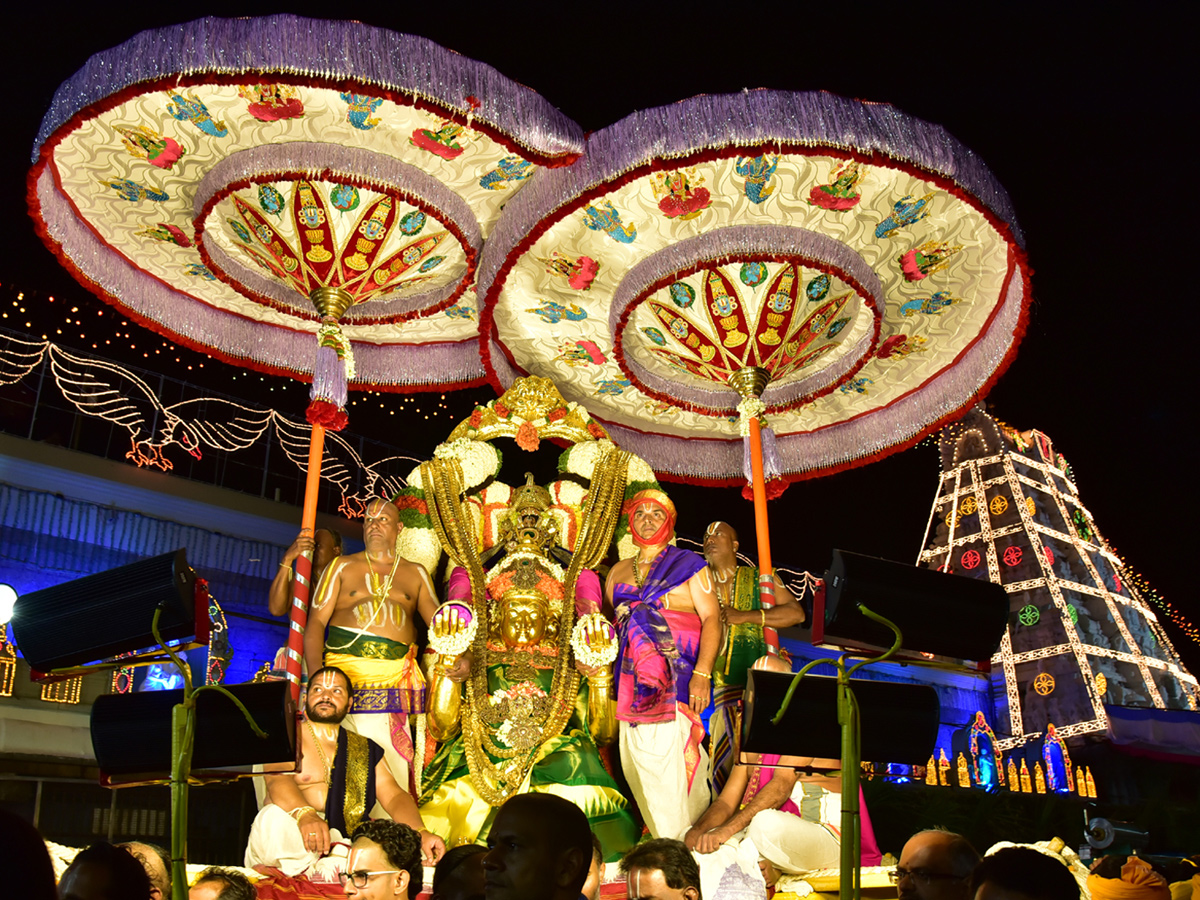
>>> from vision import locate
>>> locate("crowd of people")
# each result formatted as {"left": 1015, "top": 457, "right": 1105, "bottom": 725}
{"left": 8, "top": 485, "right": 1200, "bottom": 898}
{"left": 18, "top": 797, "right": 1198, "bottom": 900}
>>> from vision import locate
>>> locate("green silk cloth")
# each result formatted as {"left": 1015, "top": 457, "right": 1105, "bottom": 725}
{"left": 325, "top": 625, "right": 410, "bottom": 660}
{"left": 713, "top": 566, "right": 766, "bottom": 692}
{"left": 419, "top": 661, "right": 638, "bottom": 861}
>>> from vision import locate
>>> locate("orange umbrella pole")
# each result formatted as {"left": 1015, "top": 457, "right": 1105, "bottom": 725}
{"left": 746, "top": 414, "right": 780, "bottom": 655}
{"left": 731, "top": 366, "right": 779, "bottom": 655}
{"left": 284, "top": 422, "right": 325, "bottom": 703}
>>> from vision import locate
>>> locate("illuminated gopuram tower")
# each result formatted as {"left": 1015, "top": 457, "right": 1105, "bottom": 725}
{"left": 918, "top": 406, "right": 1198, "bottom": 760}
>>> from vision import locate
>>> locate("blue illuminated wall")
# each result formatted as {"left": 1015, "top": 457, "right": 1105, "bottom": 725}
{"left": 0, "top": 482, "right": 358, "bottom": 684}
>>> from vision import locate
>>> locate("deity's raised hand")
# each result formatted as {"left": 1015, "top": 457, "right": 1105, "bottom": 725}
{"left": 430, "top": 602, "right": 476, "bottom": 682}
{"left": 571, "top": 612, "right": 617, "bottom": 676}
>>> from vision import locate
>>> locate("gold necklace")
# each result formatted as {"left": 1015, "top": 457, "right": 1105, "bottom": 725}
{"left": 633, "top": 549, "right": 664, "bottom": 590}
{"left": 306, "top": 720, "right": 333, "bottom": 786}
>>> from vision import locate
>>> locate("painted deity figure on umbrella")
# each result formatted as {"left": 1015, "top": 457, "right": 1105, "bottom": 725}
{"left": 305, "top": 498, "right": 439, "bottom": 798}
{"left": 702, "top": 520, "right": 805, "bottom": 791}
{"left": 605, "top": 489, "right": 721, "bottom": 840}
{"left": 419, "top": 473, "right": 639, "bottom": 859}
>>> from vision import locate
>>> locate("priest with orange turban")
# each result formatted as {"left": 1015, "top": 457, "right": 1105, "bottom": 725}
{"left": 604, "top": 489, "right": 721, "bottom": 840}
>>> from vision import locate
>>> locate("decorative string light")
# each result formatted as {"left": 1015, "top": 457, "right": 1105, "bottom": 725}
{"left": 921, "top": 413, "right": 1199, "bottom": 757}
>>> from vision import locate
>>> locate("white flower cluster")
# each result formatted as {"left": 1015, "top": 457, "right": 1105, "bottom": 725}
{"left": 398, "top": 525, "right": 441, "bottom": 576}
{"left": 625, "top": 453, "right": 656, "bottom": 484}
{"left": 571, "top": 613, "right": 618, "bottom": 668}
{"left": 429, "top": 602, "right": 478, "bottom": 657}
{"left": 737, "top": 396, "right": 767, "bottom": 437}
{"left": 433, "top": 438, "right": 501, "bottom": 490}
{"left": 562, "top": 439, "right": 615, "bottom": 480}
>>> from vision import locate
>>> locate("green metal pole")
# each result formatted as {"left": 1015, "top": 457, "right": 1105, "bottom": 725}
{"left": 170, "top": 701, "right": 193, "bottom": 900}
{"left": 838, "top": 673, "right": 861, "bottom": 900}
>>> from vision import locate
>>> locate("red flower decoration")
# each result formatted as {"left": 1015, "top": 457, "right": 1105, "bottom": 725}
{"left": 306, "top": 399, "right": 349, "bottom": 431}
{"left": 961, "top": 549, "right": 981, "bottom": 569}
{"left": 1043, "top": 547, "right": 1054, "bottom": 566}
{"left": 469, "top": 409, "right": 483, "bottom": 428}
{"left": 547, "top": 407, "right": 567, "bottom": 422}
{"left": 515, "top": 421, "right": 540, "bottom": 452}
{"left": 741, "top": 478, "right": 789, "bottom": 501}
{"left": 494, "top": 401, "right": 511, "bottom": 418}
{"left": 586, "top": 422, "right": 607, "bottom": 439}
{"left": 394, "top": 495, "right": 428, "bottom": 515}
{"left": 1002, "top": 546, "right": 1023, "bottom": 567}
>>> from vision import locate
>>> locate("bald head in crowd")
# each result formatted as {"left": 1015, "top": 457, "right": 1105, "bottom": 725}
{"left": 896, "top": 830, "right": 980, "bottom": 900}
{"left": 483, "top": 793, "right": 593, "bottom": 900}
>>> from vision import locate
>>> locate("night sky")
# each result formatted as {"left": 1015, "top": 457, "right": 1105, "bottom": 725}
{"left": 3, "top": 7, "right": 1194, "bottom": 672}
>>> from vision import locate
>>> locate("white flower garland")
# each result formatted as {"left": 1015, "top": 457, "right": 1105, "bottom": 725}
{"left": 571, "top": 613, "right": 618, "bottom": 668}
{"left": 428, "top": 602, "right": 478, "bottom": 657}
{"left": 562, "top": 439, "right": 614, "bottom": 480}
{"left": 433, "top": 438, "right": 501, "bottom": 490}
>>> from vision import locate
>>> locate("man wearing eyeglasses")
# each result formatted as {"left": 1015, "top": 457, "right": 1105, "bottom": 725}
{"left": 891, "top": 830, "right": 980, "bottom": 900}
{"left": 342, "top": 820, "right": 424, "bottom": 899}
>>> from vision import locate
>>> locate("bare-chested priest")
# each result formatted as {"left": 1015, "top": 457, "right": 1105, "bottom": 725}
{"left": 245, "top": 666, "right": 445, "bottom": 879}
{"left": 304, "top": 498, "right": 438, "bottom": 797}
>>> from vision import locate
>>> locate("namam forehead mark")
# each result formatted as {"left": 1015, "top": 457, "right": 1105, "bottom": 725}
{"left": 633, "top": 503, "right": 665, "bottom": 518}
{"left": 313, "top": 669, "right": 346, "bottom": 691}
{"left": 365, "top": 498, "right": 400, "bottom": 521}
{"left": 705, "top": 521, "right": 726, "bottom": 536}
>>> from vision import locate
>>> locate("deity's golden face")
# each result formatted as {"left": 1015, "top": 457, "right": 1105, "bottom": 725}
{"left": 500, "top": 593, "right": 549, "bottom": 647}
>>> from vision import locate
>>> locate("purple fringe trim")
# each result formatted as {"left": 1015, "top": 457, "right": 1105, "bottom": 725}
{"left": 311, "top": 343, "right": 348, "bottom": 407}
{"left": 32, "top": 15, "right": 583, "bottom": 163}
{"left": 761, "top": 425, "right": 782, "bottom": 480}
{"left": 195, "top": 142, "right": 482, "bottom": 321}
{"left": 36, "top": 167, "right": 485, "bottom": 387}
{"left": 607, "top": 225, "right": 881, "bottom": 412}
{"left": 477, "top": 89, "right": 1022, "bottom": 316}
{"left": 742, "top": 425, "right": 782, "bottom": 484}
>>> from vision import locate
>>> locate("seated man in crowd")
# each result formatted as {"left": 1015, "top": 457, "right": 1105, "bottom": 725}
{"left": 115, "top": 841, "right": 170, "bottom": 900}
{"left": 431, "top": 844, "right": 486, "bottom": 900}
{"left": 245, "top": 666, "right": 443, "bottom": 879}
{"left": 685, "top": 656, "right": 881, "bottom": 893}
{"left": 189, "top": 867, "right": 256, "bottom": 900}
{"left": 342, "top": 820, "right": 425, "bottom": 900}
{"left": 893, "top": 830, "right": 980, "bottom": 900}
{"left": 482, "top": 793, "right": 594, "bottom": 900}
{"left": 975, "top": 847, "right": 1081, "bottom": 900}
{"left": 57, "top": 843, "right": 152, "bottom": 900}
{"left": 621, "top": 839, "right": 702, "bottom": 900}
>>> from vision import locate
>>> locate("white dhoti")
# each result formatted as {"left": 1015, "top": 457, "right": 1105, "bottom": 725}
{"left": 244, "top": 804, "right": 350, "bottom": 881}
{"left": 619, "top": 706, "right": 710, "bottom": 840}
{"left": 693, "top": 832, "right": 767, "bottom": 900}
{"left": 747, "top": 808, "right": 841, "bottom": 873}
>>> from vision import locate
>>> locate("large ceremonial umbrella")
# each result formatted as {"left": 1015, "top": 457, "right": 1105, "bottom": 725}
{"left": 28, "top": 20, "right": 582, "bottom": 891}
{"left": 28, "top": 13, "right": 583, "bottom": 702}
{"left": 477, "top": 89, "right": 1031, "bottom": 643}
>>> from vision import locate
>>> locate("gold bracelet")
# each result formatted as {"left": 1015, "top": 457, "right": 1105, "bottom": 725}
{"left": 693, "top": 670, "right": 711, "bottom": 680}
{"left": 761, "top": 609, "right": 766, "bottom": 627}
{"left": 288, "top": 805, "right": 316, "bottom": 821}
{"left": 279, "top": 562, "right": 292, "bottom": 569}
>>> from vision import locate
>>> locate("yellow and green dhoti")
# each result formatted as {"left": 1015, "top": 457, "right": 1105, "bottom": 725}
{"left": 324, "top": 626, "right": 426, "bottom": 795}
{"left": 711, "top": 566, "right": 767, "bottom": 793}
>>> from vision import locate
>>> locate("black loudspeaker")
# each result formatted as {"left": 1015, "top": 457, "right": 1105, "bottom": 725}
{"left": 91, "top": 680, "right": 296, "bottom": 785}
{"left": 12, "top": 550, "right": 199, "bottom": 671}
{"left": 819, "top": 549, "right": 1008, "bottom": 661}
{"left": 742, "top": 669, "right": 939, "bottom": 764}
